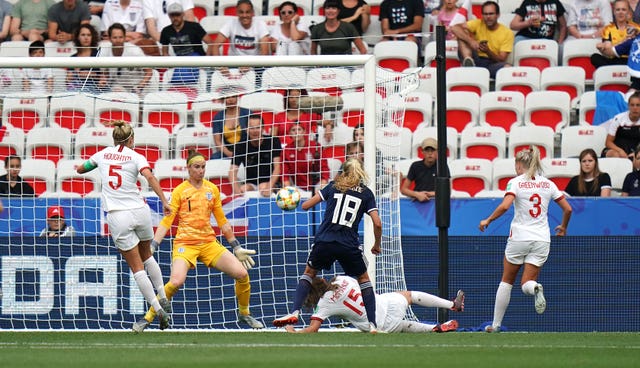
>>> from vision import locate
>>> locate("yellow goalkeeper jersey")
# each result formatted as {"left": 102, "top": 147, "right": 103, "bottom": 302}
{"left": 160, "top": 179, "right": 228, "bottom": 246}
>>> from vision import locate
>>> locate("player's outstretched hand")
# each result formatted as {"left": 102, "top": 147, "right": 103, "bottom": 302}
{"left": 231, "top": 240, "right": 256, "bottom": 270}
{"left": 555, "top": 225, "right": 566, "bottom": 236}
{"left": 479, "top": 219, "right": 490, "bottom": 232}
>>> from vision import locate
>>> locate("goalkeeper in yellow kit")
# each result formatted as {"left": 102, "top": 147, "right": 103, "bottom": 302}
{"left": 132, "top": 150, "right": 263, "bottom": 332}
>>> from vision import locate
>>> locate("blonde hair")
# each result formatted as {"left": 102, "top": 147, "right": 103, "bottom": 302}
{"left": 334, "top": 157, "right": 368, "bottom": 192}
{"left": 515, "top": 145, "right": 542, "bottom": 179}
{"left": 109, "top": 120, "right": 134, "bottom": 145}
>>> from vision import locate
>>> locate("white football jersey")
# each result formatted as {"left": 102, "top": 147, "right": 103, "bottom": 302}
{"left": 89, "top": 145, "right": 150, "bottom": 212}
{"left": 312, "top": 276, "right": 370, "bottom": 331}
{"left": 505, "top": 174, "right": 565, "bottom": 242}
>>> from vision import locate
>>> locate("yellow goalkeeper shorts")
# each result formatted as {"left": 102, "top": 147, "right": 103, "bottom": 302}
{"left": 172, "top": 240, "right": 228, "bottom": 269}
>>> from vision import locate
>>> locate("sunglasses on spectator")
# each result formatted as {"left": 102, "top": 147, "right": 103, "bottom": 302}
{"left": 280, "top": 10, "right": 294, "bottom": 15}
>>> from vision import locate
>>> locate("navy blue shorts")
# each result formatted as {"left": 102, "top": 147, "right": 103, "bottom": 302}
{"left": 306, "top": 241, "right": 367, "bottom": 277}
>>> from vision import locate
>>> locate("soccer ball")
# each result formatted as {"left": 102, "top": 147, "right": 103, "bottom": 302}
{"left": 275, "top": 186, "right": 301, "bottom": 211}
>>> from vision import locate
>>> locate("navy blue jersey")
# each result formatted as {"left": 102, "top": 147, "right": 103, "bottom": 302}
{"left": 315, "top": 181, "right": 378, "bottom": 246}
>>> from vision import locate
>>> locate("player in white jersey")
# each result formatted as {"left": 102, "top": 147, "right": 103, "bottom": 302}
{"left": 284, "top": 275, "right": 464, "bottom": 334}
{"left": 479, "top": 146, "right": 572, "bottom": 332}
{"left": 77, "top": 120, "right": 174, "bottom": 330}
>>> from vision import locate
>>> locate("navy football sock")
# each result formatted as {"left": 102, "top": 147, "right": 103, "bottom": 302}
{"left": 360, "top": 281, "right": 377, "bottom": 326}
{"left": 292, "top": 274, "right": 313, "bottom": 312}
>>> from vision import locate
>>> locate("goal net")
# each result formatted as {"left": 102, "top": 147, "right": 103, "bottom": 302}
{"left": 0, "top": 54, "right": 418, "bottom": 329}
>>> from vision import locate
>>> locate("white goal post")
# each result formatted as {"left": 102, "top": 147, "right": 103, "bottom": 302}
{"left": 0, "top": 54, "right": 418, "bottom": 329}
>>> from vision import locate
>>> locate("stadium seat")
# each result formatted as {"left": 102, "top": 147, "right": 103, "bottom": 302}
{"left": 376, "top": 126, "right": 413, "bottom": 159}
{"left": 191, "top": 92, "right": 225, "bottom": 129}
{"left": 513, "top": 39, "right": 558, "bottom": 71}
{"left": 56, "top": 159, "right": 101, "bottom": 197}
{"left": 495, "top": 66, "right": 540, "bottom": 97}
{"left": 44, "top": 41, "right": 76, "bottom": 57}
{"left": 267, "top": 0, "right": 309, "bottom": 15}
{"left": 578, "top": 91, "right": 597, "bottom": 125}
{"left": 307, "top": 67, "right": 352, "bottom": 96}
{"left": 542, "top": 157, "right": 580, "bottom": 190}
{"left": 219, "top": 0, "right": 264, "bottom": 14}
{"left": 446, "top": 67, "right": 490, "bottom": 96}
{"left": 209, "top": 68, "right": 257, "bottom": 94}
{"left": 175, "top": 127, "right": 215, "bottom": 160}
{"left": 0, "top": 124, "right": 25, "bottom": 158}
{"left": 325, "top": 157, "right": 343, "bottom": 180}
{"left": 49, "top": 93, "right": 95, "bottom": 134}
{"left": 460, "top": 125, "right": 507, "bottom": 161}
{"left": 1, "top": 94, "right": 49, "bottom": 133}
{"left": 508, "top": 125, "right": 555, "bottom": 159}
{"left": 154, "top": 159, "right": 189, "bottom": 192}
{"left": 474, "top": 189, "right": 506, "bottom": 198}
{"left": 524, "top": 91, "right": 571, "bottom": 132}
{"left": 205, "top": 159, "right": 233, "bottom": 196}
{"left": 560, "top": 125, "right": 607, "bottom": 158}
{"left": 256, "top": 15, "right": 280, "bottom": 31}
{"left": 444, "top": 91, "right": 480, "bottom": 133}
{"left": 162, "top": 67, "right": 208, "bottom": 100}
{"left": 25, "top": 126, "right": 72, "bottom": 165}
{"left": 599, "top": 157, "right": 633, "bottom": 190}
{"left": 0, "top": 41, "right": 30, "bottom": 57}
{"left": 261, "top": 66, "right": 307, "bottom": 90}
{"left": 142, "top": 91, "right": 189, "bottom": 133}
{"left": 412, "top": 126, "right": 458, "bottom": 159}
{"left": 374, "top": 41, "right": 418, "bottom": 72}
{"left": 594, "top": 65, "right": 630, "bottom": 93}
{"left": 349, "top": 67, "right": 389, "bottom": 98}
{"left": 239, "top": 91, "right": 285, "bottom": 132}
{"left": 479, "top": 91, "right": 525, "bottom": 133}
{"left": 412, "top": 66, "right": 437, "bottom": 96}
{"left": 132, "top": 126, "right": 170, "bottom": 168}
{"left": 192, "top": 0, "right": 215, "bottom": 20}
{"left": 449, "top": 158, "right": 493, "bottom": 197}
{"left": 387, "top": 92, "right": 432, "bottom": 131}
{"left": 540, "top": 66, "right": 585, "bottom": 108}
{"left": 74, "top": 126, "right": 113, "bottom": 160}
{"left": 362, "top": 14, "right": 382, "bottom": 47}
{"left": 492, "top": 158, "right": 516, "bottom": 190}
{"left": 200, "top": 15, "right": 234, "bottom": 38}
{"left": 338, "top": 91, "right": 383, "bottom": 128}
{"left": 424, "top": 40, "right": 460, "bottom": 70}
{"left": 322, "top": 144, "right": 347, "bottom": 161}
{"left": 562, "top": 38, "right": 599, "bottom": 83}
{"left": 93, "top": 92, "right": 140, "bottom": 127}
{"left": 20, "top": 159, "right": 56, "bottom": 196}
{"left": 332, "top": 124, "right": 355, "bottom": 145}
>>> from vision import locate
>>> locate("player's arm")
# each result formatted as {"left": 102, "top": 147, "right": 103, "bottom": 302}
{"left": 284, "top": 319, "right": 322, "bottom": 333}
{"left": 141, "top": 167, "right": 171, "bottom": 215}
{"left": 76, "top": 159, "right": 97, "bottom": 174}
{"left": 301, "top": 192, "right": 322, "bottom": 210}
{"left": 368, "top": 209, "right": 382, "bottom": 255}
{"left": 554, "top": 197, "right": 572, "bottom": 236}
{"left": 479, "top": 194, "right": 515, "bottom": 231}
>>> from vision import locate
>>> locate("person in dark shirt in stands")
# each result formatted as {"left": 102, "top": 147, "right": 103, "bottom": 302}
{"left": 400, "top": 137, "right": 438, "bottom": 202}
{"left": 0, "top": 155, "right": 35, "bottom": 197}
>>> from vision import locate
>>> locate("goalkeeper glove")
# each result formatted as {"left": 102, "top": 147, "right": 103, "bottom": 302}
{"left": 230, "top": 239, "right": 256, "bottom": 270}
{"left": 150, "top": 239, "right": 160, "bottom": 253}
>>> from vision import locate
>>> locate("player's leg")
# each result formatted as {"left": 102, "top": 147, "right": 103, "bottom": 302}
{"left": 520, "top": 241, "right": 549, "bottom": 314}
{"left": 340, "top": 245, "right": 377, "bottom": 331}
{"left": 486, "top": 257, "right": 521, "bottom": 332}
{"left": 135, "top": 208, "right": 168, "bottom": 301}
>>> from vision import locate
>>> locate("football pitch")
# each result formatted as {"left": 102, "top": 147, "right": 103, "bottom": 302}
{"left": 1, "top": 331, "right": 638, "bottom": 368}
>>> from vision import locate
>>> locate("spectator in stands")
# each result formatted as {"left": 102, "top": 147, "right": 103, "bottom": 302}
{"left": 317, "top": 119, "right": 336, "bottom": 146}
{"left": 337, "top": 0, "right": 371, "bottom": 36}
{"left": 566, "top": 0, "right": 612, "bottom": 40}
{"left": 0, "top": 155, "right": 36, "bottom": 197}
{"left": 20, "top": 40, "right": 54, "bottom": 94}
{"left": 591, "top": 0, "right": 640, "bottom": 68}
{"left": 282, "top": 122, "right": 330, "bottom": 192}
{"left": 269, "top": 1, "right": 311, "bottom": 55}
{"left": 229, "top": 114, "right": 282, "bottom": 197}
{"left": 622, "top": 146, "right": 640, "bottom": 196}
{"left": 311, "top": 0, "right": 367, "bottom": 55}
{"left": 272, "top": 88, "right": 321, "bottom": 144}
{"left": 346, "top": 140, "right": 364, "bottom": 161}
{"left": 66, "top": 23, "right": 108, "bottom": 94}
{"left": 630, "top": 0, "right": 640, "bottom": 23}
{"left": 565, "top": 148, "right": 612, "bottom": 197}
{"left": 10, "top": 0, "right": 55, "bottom": 42}
{"left": 86, "top": 0, "right": 105, "bottom": 16}
{"left": 401, "top": 137, "right": 438, "bottom": 202}
{"left": 143, "top": 0, "right": 195, "bottom": 43}
{"left": 211, "top": 91, "right": 250, "bottom": 159}
{"left": 100, "top": 0, "right": 146, "bottom": 41}
{"left": 510, "top": 0, "right": 567, "bottom": 44}
{"left": 47, "top": 0, "right": 92, "bottom": 44}
{"left": 451, "top": 1, "right": 513, "bottom": 78}
{"left": 100, "top": 23, "right": 152, "bottom": 95}
{"left": 602, "top": 91, "right": 640, "bottom": 158}
{"left": 379, "top": 0, "right": 423, "bottom": 45}
{"left": 0, "top": 0, "right": 12, "bottom": 42}
{"left": 40, "top": 205, "right": 76, "bottom": 237}
{"left": 159, "top": 3, "right": 213, "bottom": 56}
{"left": 211, "top": 0, "right": 270, "bottom": 56}
{"left": 437, "top": 0, "right": 459, "bottom": 40}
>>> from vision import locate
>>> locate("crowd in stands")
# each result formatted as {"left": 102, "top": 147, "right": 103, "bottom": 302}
{"left": 0, "top": 0, "right": 640, "bottom": 200}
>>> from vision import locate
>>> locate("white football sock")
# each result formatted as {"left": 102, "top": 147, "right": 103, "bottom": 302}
{"left": 133, "top": 270, "right": 162, "bottom": 311}
{"left": 521, "top": 280, "right": 537, "bottom": 296}
{"left": 144, "top": 257, "right": 167, "bottom": 299}
{"left": 410, "top": 291, "right": 454, "bottom": 309}
{"left": 492, "top": 282, "right": 513, "bottom": 328}
{"left": 397, "top": 320, "right": 437, "bottom": 333}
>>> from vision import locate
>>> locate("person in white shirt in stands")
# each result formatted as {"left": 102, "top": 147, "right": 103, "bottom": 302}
{"left": 142, "top": 0, "right": 195, "bottom": 42}
{"left": 39, "top": 205, "right": 76, "bottom": 237}
{"left": 211, "top": 0, "right": 270, "bottom": 56}
{"left": 566, "top": 0, "right": 612, "bottom": 40}
{"left": 99, "top": 23, "right": 152, "bottom": 95}
{"left": 20, "top": 40, "right": 54, "bottom": 94}
{"left": 479, "top": 146, "right": 572, "bottom": 332}
{"left": 100, "top": 0, "right": 146, "bottom": 41}
{"left": 268, "top": 1, "right": 310, "bottom": 55}
{"left": 77, "top": 120, "right": 173, "bottom": 331}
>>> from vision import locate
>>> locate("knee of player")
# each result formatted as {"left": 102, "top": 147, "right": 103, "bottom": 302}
{"left": 232, "top": 269, "right": 249, "bottom": 281}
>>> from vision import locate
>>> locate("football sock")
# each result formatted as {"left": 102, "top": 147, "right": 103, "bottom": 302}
{"left": 143, "top": 257, "right": 167, "bottom": 299}
{"left": 235, "top": 275, "right": 251, "bottom": 316}
{"left": 360, "top": 281, "right": 377, "bottom": 326}
{"left": 492, "top": 281, "right": 513, "bottom": 328}
{"left": 291, "top": 274, "right": 313, "bottom": 312}
{"left": 521, "top": 280, "right": 537, "bottom": 296}
{"left": 410, "top": 291, "right": 454, "bottom": 309}
{"left": 144, "top": 281, "right": 179, "bottom": 323}
{"left": 397, "top": 320, "right": 437, "bottom": 333}
{"left": 133, "top": 270, "right": 162, "bottom": 312}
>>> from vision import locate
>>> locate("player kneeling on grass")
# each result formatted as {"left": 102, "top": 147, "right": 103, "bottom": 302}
{"left": 283, "top": 275, "right": 464, "bottom": 333}
{"left": 132, "top": 150, "right": 263, "bottom": 332}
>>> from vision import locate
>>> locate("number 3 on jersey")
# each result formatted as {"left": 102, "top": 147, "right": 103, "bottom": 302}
{"left": 108, "top": 165, "right": 123, "bottom": 190}
{"left": 331, "top": 193, "right": 362, "bottom": 227}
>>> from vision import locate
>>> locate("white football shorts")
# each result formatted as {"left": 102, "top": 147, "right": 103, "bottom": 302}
{"left": 504, "top": 240, "right": 550, "bottom": 267}
{"left": 106, "top": 206, "right": 153, "bottom": 251}
{"left": 376, "top": 292, "right": 409, "bottom": 333}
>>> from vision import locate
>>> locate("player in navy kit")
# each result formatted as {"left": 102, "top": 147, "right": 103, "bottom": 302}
{"left": 273, "top": 158, "right": 383, "bottom": 332}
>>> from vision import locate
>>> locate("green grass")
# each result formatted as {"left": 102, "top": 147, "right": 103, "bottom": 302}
{"left": 1, "top": 331, "right": 638, "bottom": 368}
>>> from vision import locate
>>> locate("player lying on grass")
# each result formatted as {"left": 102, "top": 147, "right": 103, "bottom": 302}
{"left": 282, "top": 275, "right": 464, "bottom": 333}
